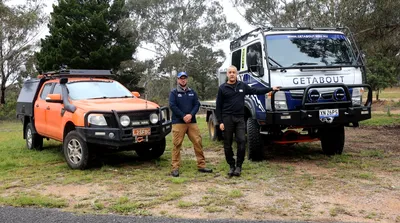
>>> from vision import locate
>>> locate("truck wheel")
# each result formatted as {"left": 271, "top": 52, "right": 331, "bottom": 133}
{"left": 25, "top": 123, "right": 43, "bottom": 150}
{"left": 136, "top": 138, "right": 166, "bottom": 160}
{"left": 247, "top": 118, "right": 263, "bottom": 161}
{"left": 63, "top": 130, "right": 90, "bottom": 169}
{"left": 319, "top": 126, "right": 345, "bottom": 155}
{"left": 208, "top": 116, "right": 218, "bottom": 141}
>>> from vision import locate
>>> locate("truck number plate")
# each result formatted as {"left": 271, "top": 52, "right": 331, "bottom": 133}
{"left": 319, "top": 109, "right": 339, "bottom": 118}
{"left": 132, "top": 128, "right": 151, "bottom": 136}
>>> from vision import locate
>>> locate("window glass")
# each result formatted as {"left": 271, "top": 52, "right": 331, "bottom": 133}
{"left": 247, "top": 42, "right": 262, "bottom": 72}
{"left": 231, "top": 50, "right": 241, "bottom": 70}
{"left": 67, "top": 81, "right": 133, "bottom": 100}
{"left": 266, "top": 34, "right": 355, "bottom": 67}
{"left": 40, "top": 84, "right": 52, "bottom": 100}
{"left": 53, "top": 84, "right": 62, "bottom": 96}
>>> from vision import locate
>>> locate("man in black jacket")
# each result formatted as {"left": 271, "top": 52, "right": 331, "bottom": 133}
{"left": 216, "top": 65, "right": 280, "bottom": 177}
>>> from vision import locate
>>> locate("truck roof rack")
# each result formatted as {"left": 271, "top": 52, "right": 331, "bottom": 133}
{"left": 40, "top": 69, "right": 113, "bottom": 79}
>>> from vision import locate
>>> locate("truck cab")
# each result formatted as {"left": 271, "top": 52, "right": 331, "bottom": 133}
{"left": 204, "top": 27, "right": 372, "bottom": 160}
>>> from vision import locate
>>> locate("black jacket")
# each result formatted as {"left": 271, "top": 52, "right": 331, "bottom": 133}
{"left": 216, "top": 81, "right": 272, "bottom": 124}
{"left": 169, "top": 87, "right": 200, "bottom": 124}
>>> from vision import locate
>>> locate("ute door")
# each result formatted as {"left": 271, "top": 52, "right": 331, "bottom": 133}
{"left": 34, "top": 83, "right": 53, "bottom": 136}
{"left": 45, "top": 84, "right": 64, "bottom": 141}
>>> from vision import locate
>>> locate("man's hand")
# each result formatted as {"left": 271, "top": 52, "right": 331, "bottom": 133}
{"left": 272, "top": 86, "right": 281, "bottom": 91}
{"left": 219, "top": 123, "right": 224, "bottom": 131}
{"left": 183, "top": 114, "right": 192, "bottom": 123}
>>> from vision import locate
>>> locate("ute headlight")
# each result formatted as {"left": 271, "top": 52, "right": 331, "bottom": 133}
{"left": 149, "top": 113, "right": 159, "bottom": 124}
{"left": 120, "top": 115, "right": 130, "bottom": 127}
{"left": 273, "top": 91, "right": 288, "bottom": 110}
{"left": 352, "top": 87, "right": 363, "bottom": 106}
{"left": 88, "top": 114, "right": 107, "bottom": 126}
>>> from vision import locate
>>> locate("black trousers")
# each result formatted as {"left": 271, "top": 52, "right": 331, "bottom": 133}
{"left": 222, "top": 115, "right": 246, "bottom": 168}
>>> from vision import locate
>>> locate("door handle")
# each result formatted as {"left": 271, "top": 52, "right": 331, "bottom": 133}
{"left": 46, "top": 106, "right": 50, "bottom": 110}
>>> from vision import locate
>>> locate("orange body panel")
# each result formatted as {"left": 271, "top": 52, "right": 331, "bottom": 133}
{"left": 34, "top": 77, "right": 160, "bottom": 142}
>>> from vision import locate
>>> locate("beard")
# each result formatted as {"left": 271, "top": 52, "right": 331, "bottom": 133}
{"left": 179, "top": 83, "right": 187, "bottom": 88}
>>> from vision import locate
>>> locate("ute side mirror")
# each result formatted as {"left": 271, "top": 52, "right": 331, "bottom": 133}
{"left": 132, "top": 91, "right": 140, "bottom": 98}
{"left": 46, "top": 94, "right": 63, "bottom": 103}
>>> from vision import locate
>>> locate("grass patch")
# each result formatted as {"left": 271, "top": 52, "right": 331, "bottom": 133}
{"left": 228, "top": 189, "right": 243, "bottom": 198}
{"left": 0, "top": 194, "right": 66, "bottom": 208}
{"left": 177, "top": 200, "right": 195, "bottom": 208}
{"left": 329, "top": 206, "right": 351, "bottom": 217}
{"left": 360, "top": 113, "right": 400, "bottom": 126}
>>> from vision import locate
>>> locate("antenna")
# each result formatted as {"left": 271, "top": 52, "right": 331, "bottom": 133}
{"left": 145, "top": 93, "right": 148, "bottom": 109}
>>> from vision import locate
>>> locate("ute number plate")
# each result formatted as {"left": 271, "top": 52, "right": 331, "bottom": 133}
{"left": 132, "top": 128, "right": 151, "bottom": 136}
{"left": 319, "top": 109, "right": 339, "bottom": 118}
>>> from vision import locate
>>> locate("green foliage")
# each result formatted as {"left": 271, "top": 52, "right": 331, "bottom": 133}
{"left": 36, "top": 0, "right": 138, "bottom": 72}
{"left": 187, "top": 46, "right": 225, "bottom": 100}
{"left": 366, "top": 55, "right": 398, "bottom": 100}
{"left": 0, "top": 1, "right": 46, "bottom": 104}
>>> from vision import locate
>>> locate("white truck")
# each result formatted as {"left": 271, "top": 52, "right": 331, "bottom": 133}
{"left": 201, "top": 27, "right": 372, "bottom": 160}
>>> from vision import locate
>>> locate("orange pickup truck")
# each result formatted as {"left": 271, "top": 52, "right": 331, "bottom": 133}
{"left": 16, "top": 69, "right": 171, "bottom": 169}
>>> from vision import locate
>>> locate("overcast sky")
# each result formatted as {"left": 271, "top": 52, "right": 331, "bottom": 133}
{"left": 10, "top": 0, "right": 255, "bottom": 69}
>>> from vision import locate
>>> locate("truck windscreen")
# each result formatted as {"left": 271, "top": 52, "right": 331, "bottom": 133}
{"left": 266, "top": 34, "right": 356, "bottom": 68}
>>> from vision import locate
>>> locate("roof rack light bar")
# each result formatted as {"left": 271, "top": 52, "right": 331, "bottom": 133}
{"left": 44, "top": 69, "right": 112, "bottom": 77}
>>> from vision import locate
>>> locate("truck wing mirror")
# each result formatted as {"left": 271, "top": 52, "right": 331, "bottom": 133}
{"left": 132, "top": 91, "right": 140, "bottom": 98}
{"left": 46, "top": 94, "right": 63, "bottom": 103}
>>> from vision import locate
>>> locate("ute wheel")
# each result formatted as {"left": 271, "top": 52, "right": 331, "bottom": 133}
{"left": 136, "top": 138, "right": 166, "bottom": 159}
{"left": 208, "top": 116, "right": 218, "bottom": 141}
{"left": 247, "top": 118, "right": 263, "bottom": 161}
{"left": 63, "top": 130, "right": 90, "bottom": 169}
{"left": 319, "top": 126, "right": 345, "bottom": 155}
{"left": 25, "top": 123, "right": 43, "bottom": 150}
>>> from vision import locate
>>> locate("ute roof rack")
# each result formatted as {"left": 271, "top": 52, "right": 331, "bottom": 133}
{"left": 39, "top": 69, "right": 113, "bottom": 79}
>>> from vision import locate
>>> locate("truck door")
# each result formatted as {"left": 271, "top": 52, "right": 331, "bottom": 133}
{"left": 45, "top": 84, "right": 64, "bottom": 141}
{"left": 34, "top": 83, "right": 53, "bottom": 136}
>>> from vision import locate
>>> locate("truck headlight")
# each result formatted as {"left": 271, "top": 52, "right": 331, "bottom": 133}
{"left": 273, "top": 91, "right": 288, "bottom": 110}
{"left": 88, "top": 114, "right": 107, "bottom": 126}
{"left": 149, "top": 113, "right": 159, "bottom": 124}
{"left": 352, "top": 87, "right": 363, "bottom": 106}
{"left": 120, "top": 115, "right": 130, "bottom": 127}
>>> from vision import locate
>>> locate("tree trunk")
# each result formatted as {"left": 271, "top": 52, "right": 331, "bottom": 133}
{"left": 0, "top": 86, "right": 5, "bottom": 104}
{"left": 376, "top": 89, "right": 379, "bottom": 101}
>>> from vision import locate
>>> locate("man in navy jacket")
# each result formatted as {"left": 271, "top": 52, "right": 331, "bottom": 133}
{"left": 169, "top": 71, "right": 213, "bottom": 177}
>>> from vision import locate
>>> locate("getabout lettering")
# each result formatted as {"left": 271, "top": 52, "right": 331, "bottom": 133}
{"left": 293, "top": 76, "right": 344, "bottom": 85}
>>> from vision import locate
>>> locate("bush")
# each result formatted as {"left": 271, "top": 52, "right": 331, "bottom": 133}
{"left": 0, "top": 99, "right": 17, "bottom": 121}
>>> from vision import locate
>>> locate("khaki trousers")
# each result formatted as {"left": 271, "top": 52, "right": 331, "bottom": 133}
{"left": 171, "top": 123, "right": 206, "bottom": 170}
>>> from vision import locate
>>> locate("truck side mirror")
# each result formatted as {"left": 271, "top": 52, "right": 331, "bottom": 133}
{"left": 132, "top": 91, "right": 140, "bottom": 98}
{"left": 46, "top": 94, "right": 63, "bottom": 103}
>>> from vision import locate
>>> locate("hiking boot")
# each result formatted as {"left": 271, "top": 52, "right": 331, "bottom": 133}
{"left": 198, "top": 168, "right": 213, "bottom": 173}
{"left": 233, "top": 167, "right": 242, "bottom": 177}
{"left": 228, "top": 166, "right": 235, "bottom": 177}
{"left": 171, "top": 169, "right": 179, "bottom": 177}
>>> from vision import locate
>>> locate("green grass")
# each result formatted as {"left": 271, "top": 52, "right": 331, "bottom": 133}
{"left": 360, "top": 113, "right": 400, "bottom": 126}
{"left": 0, "top": 115, "right": 399, "bottom": 220}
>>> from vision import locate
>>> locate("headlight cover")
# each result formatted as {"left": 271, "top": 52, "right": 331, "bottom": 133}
{"left": 352, "top": 87, "right": 363, "bottom": 106}
{"left": 273, "top": 91, "right": 288, "bottom": 110}
{"left": 149, "top": 113, "right": 159, "bottom": 124}
{"left": 88, "top": 114, "right": 107, "bottom": 126}
{"left": 120, "top": 115, "right": 130, "bottom": 127}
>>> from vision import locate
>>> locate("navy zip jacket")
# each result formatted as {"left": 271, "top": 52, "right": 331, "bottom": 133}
{"left": 169, "top": 86, "right": 200, "bottom": 124}
{"left": 216, "top": 81, "right": 273, "bottom": 124}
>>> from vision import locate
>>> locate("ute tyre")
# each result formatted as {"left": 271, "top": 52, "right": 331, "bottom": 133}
{"left": 208, "top": 116, "right": 218, "bottom": 141}
{"left": 25, "top": 123, "right": 43, "bottom": 150}
{"left": 247, "top": 118, "right": 263, "bottom": 161}
{"left": 136, "top": 138, "right": 166, "bottom": 160}
{"left": 63, "top": 130, "right": 90, "bottom": 170}
{"left": 320, "top": 126, "right": 345, "bottom": 155}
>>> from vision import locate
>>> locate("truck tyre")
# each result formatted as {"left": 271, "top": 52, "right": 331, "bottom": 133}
{"left": 136, "top": 138, "right": 166, "bottom": 160}
{"left": 319, "top": 126, "right": 345, "bottom": 155}
{"left": 25, "top": 123, "right": 43, "bottom": 150}
{"left": 247, "top": 118, "right": 263, "bottom": 161}
{"left": 208, "top": 116, "right": 218, "bottom": 141}
{"left": 63, "top": 130, "right": 90, "bottom": 170}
